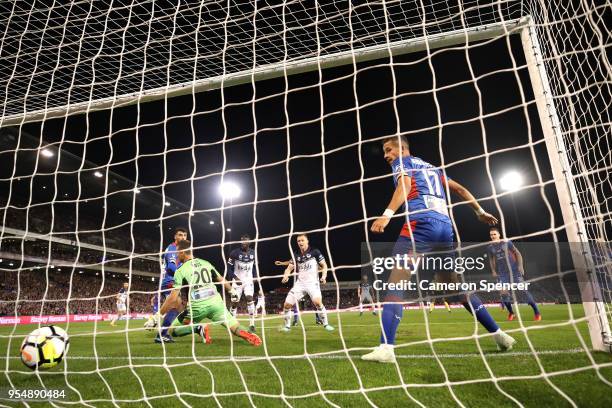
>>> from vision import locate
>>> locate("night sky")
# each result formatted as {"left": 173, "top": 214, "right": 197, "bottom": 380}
{"left": 3, "top": 33, "right": 566, "bottom": 287}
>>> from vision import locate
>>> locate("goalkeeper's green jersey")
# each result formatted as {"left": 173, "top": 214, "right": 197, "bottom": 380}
{"left": 172, "top": 258, "right": 223, "bottom": 305}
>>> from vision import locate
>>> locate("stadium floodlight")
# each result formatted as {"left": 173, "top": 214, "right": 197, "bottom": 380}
{"left": 226, "top": 228, "right": 231, "bottom": 232}
{"left": 209, "top": 220, "right": 215, "bottom": 225}
{"left": 164, "top": 201, "right": 171, "bottom": 207}
{"left": 40, "top": 148, "right": 54, "bottom": 158}
{"left": 219, "top": 181, "right": 241, "bottom": 200}
{"left": 94, "top": 171, "right": 103, "bottom": 178}
{"left": 499, "top": 171, "right": 524, "bottom": 192}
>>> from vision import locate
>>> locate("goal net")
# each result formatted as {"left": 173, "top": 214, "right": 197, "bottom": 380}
{"left": 1, "top": 0, "right": 610, "bottom": 406}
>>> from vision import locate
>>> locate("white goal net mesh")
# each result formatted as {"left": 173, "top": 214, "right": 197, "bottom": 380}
{"left": 0, "top": 0, "right": 610, "bottom": 406}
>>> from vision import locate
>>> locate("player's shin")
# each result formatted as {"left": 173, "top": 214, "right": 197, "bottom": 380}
{"left": 461, "top": 294, "right": 499, "bottom": 333}
{"left": 525, "top": 291, "right": 540, "bottom": 315}
{"left": 501, "top": 293, "right": 514, "bottom": 314}
{"left": 284, "top": 308, "right": 293, "bottom": 328}
{"left": 247, "top": 301, "right": 255, "bottom": 327}
{"left": 161, "top": 309, "right": 179, "bottom": 337}
{"left": 380, "top": 287, "right": 404, "bottom": 345}
{"left": 316, "top": 304, "right": 329, "bottom": 326}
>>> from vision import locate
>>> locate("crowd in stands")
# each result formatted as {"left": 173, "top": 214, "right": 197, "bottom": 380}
{"left": 0, "top": 269, "right": 156, "bottom": 316}
{"left": 0, "top": 267, "right": 364, "bottom": 316}
{"left": 2, "top": 204, "right": 159, "bottom": 256}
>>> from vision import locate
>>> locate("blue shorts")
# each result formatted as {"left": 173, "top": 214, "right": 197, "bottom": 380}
{"left": 152, "top": 304, "right": 159, "bottom": 313}
{"left": 392, "top": 217, "right": 454, "bottom": 256}
{"left": 160, "top": 279, "right": 174, "bottom": 302}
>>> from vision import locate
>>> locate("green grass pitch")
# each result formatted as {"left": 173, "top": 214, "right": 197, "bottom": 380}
{"left": 1, "top": 304, "right": 611, "bottom": 407}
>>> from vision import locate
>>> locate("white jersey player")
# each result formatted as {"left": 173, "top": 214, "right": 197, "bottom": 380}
{"left": 227, "top": 234, "right": 260, "bottom": 333}
{"left": 110, "top": 282, "right": 129, "bottom": 326}
{"left": 358, "top": 276, "right": 377, "bottom": 316}
{"left": 281, "top": 234, "right": 334, "bottom": 332}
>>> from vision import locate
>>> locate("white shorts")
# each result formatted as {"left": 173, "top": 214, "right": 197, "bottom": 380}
{"left": 116, "top": 303, "right": 127, "bottom": 313}
{"left": 285, "top": 281, "right": 322, "bottom": 305}
{"left": 360, "top": 292, "right": 373, "bottom": 304}
{"left": 232, "top": 281, "right": 254, "bottom": 299}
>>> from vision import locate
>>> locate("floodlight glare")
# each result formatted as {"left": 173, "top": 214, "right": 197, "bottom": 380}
{"left": 219, "top": 181, "right": 241, "bottom": 200}
{"left": 500, "top": 171, "right": 524, "bottom": 192}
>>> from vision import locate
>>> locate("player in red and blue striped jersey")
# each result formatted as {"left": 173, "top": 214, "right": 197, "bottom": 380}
{"left": 155, "top": 227, "right": 188, "bottom": 343}
{"left": 363, "top": 135, "right": 515, "bottom": 363}
{"left": 488, "top": 226, "right": 540, "bottom": 321}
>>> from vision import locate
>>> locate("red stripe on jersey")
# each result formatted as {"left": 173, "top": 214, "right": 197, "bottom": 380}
{"left": 407, "top": 175, "right": 418, "bottom": 200}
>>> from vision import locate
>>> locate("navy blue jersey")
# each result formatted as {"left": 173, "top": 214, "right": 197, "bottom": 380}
{"left": 290, "top": 247, "right": 325, "bottom": 284}
{"left": 360, "top": 282, "right": 372, "bottom": 294}
{"left": 488, "top": 240, "right": 519, "bottom": 275}
{"left": 227, "top": 248, "right": 257, "bottom": 282}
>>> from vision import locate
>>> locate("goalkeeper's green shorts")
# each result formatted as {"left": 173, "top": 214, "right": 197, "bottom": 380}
{"left": 172, "top": 295, "right": 238, "bottom": 328}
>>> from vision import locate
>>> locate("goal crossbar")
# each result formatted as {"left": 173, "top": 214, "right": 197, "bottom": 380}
{"left": 0, "top": 17, "right": 528, "bottom": 127}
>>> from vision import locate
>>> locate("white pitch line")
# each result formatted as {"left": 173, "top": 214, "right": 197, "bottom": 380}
{"left": 0, "top": 348, "right": 589, "bottom": 361}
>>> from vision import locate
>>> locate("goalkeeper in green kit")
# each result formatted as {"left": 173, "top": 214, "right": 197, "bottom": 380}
{"left": 159, "top": 240, "right": 262, "bottom": 346}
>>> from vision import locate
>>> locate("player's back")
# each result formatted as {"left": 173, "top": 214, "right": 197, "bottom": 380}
{"left": 392, "top": 155, "right": 450, "bottom": 223}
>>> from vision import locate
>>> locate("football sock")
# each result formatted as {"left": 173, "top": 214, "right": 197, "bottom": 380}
{"left": 161, "top": 309, "right": 178, "bottom": 337}
{"left": 247, "top": 301, "right": 255, "bottom": 327}
{"left": 525, "top": 291, "right": 540, "bottom": 314}
{"left": 462, "top": 295, "right": 499, "bottom": 333}
{"left": 284, "top": 308, "right": 294, "bottom": 328}
{"left": 501, "top": 294, "right": 514, "bottom": 314}
{"left": 292, "top": 304, "right": 299, "bottom": 325}
{"left": 171, "top": 324, "right": 199, "bottom": 337}
{"left": 380, "top": 303, "right": 403, "bottom": 345}
{"left": 316, "top": 306, "right": 329, "bottom": 326}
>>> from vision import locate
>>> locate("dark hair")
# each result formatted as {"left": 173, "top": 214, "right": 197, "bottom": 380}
{"left": 296, "top": 233, "right": 308, "bottom": 240}
{"left": 240, "top": 234, "right": 250, "bottom": 241}
{"left": 176, "top": 240, "right": 192, "bottom": 253}
{"left": 175, "top": 227, "right": 188, "bottom": 235}
{"left": 381, "top": 135, "right": 409, "bottom": 148}
{"left": 490, "top": 226, "right": 500, "bottom": 233}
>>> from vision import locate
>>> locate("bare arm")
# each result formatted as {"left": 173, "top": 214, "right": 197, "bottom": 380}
{"left": 371, "top": 174, "right": 412, "bottom": 234}
{"left": 512, "top": 246, "right": 525, "bottom": 274}
{"left": 281, "top": 262, "right": 294, "bottom": 284}
{"left": 275, "top": 260, "right": 291, "bottom": 266}
{"left": 357, "top": 286, "right": 361, "bottom": 297}
{"left": 318, "top": 260, "right": 328, "bottom": 284}
{"left": 446, "top": 179, "right": 498, "bottom": 225}
{"left": 489, "top": 256, "right": 497, "bottom": 278}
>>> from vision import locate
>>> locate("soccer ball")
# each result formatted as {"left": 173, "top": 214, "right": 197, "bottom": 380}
{"left": 20, "top": 326, "right": 69, "bottom": 370}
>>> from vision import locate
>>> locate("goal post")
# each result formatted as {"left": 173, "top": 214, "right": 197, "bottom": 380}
{"left": 519, "top": 18, "right": 612, "bottom": 352}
